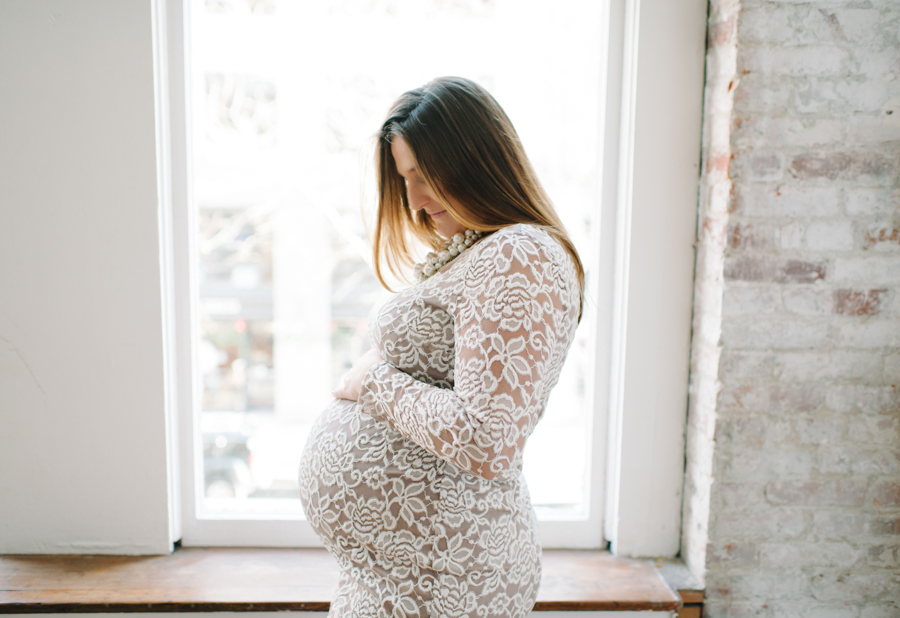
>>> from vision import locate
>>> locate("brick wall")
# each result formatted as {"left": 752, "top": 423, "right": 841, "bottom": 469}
{"left": 702, "top": 1, "right": 900, "bottom": 616}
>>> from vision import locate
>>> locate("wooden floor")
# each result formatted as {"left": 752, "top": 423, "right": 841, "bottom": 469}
{"left": 0, "top": 548, "right": 689, "bottom": 613}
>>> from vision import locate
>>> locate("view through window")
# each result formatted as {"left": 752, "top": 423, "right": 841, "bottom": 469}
{"left": 190, "top": 0, "right": 604, "bottom": 521}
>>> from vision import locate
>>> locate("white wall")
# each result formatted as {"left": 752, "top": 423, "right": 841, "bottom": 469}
{"left": 0, "top": 0, "right": 173, "bottom": 554}
{"left": 706, "top": 0, "right": 900, "bottom": 613}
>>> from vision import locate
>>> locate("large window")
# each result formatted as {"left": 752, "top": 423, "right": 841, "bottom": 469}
{"left": 182, "top": 0, "right": 607, "bottom": 547}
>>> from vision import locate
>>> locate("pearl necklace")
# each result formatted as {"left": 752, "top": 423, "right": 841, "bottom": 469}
{"left": 414, "top": 229, "right": 484, "bottom": 281}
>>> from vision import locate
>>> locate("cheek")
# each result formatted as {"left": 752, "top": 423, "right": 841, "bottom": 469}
{"left": 406, "top": 181, "right": 424, "bottom": 199}
{"left": 419, "top": 183, "right": 438, "bottom": 201}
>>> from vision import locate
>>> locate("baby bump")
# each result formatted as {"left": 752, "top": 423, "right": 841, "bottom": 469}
{"left": 298, "top": 398, "right": 443, "bottom": 562}
{"left": 297, "top": 399, "right": 541, "bottom": 587}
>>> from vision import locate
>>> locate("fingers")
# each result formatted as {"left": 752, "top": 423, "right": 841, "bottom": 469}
{"left": 333, "top": 371, "right": 357, "bottom": 401}
{"left": 332, "top": 349, "right": 382, "bottom": 401}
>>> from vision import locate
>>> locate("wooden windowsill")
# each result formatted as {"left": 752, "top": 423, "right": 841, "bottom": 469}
{"left": 0, "top": 548, "right": 698, "bottom": 613}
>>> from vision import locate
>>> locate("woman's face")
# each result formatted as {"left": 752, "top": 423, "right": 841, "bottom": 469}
{"left": 391, "top": 136, "right": 467, "bottom": 239}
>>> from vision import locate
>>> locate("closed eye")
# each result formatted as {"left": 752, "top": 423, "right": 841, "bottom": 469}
{"left": 401, "top": 173, "right": 426, "bottom": 186}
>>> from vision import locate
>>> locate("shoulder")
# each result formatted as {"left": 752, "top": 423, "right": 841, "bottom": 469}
{"left": 457, "top": 224, "right": 579, "bottom": 329}
{"left": 471, "top": 223, "right": 572, "bottom": 278}
{"left": 477, "top": 224, "right": 562, "bottom": 263}
{"left": 463, "top": 224, "right": 574, "bottom": 293}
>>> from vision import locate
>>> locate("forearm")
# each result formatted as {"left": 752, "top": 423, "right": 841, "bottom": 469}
{"left": 359, "top": 361, "right": 514, "bottom": 481}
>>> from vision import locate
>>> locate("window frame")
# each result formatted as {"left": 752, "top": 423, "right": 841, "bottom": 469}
{"left": 160, "top": 0, "right": 707, "bottom": 555}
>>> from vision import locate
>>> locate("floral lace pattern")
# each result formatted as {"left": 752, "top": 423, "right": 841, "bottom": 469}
{"left": 298, "top": 224, "right": 580, "bottom": 617}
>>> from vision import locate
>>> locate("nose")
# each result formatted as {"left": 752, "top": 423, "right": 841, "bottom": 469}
{"left": 406, "top": 182, "right": 429, "bottom": 211}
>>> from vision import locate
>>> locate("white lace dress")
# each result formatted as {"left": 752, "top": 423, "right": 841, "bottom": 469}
{"left": 297, "top": 224, "right": 580, "bottom": 618}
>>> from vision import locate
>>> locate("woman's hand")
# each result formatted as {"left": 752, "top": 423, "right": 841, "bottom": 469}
{"left": 332, "top": 348, "right": 384, "bottom": 401}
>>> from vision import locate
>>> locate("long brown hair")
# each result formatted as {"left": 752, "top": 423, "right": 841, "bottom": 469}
{"left": 372, "top": 76, "right": 585, "bottom": 319}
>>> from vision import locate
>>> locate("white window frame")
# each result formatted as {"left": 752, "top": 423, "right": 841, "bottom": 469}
{"left": 599, "top": 0, "right": 708, "bottom": 557}
{"left": 159, "top": 0, "right": 707, "bottom": 554}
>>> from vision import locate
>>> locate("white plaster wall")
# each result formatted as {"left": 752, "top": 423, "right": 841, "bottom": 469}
{"left": 0, "top": 0, "right": 173, "bottom": 554}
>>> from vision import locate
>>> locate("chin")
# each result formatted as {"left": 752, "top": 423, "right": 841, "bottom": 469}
{"left": 435, "top": 220, "right": 465, "bottom": 239}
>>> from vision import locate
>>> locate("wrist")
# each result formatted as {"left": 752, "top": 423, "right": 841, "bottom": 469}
{"left": 358, "top": 360, "right": 390, "bottom": 418}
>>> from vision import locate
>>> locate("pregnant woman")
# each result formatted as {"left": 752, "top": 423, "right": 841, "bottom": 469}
{"left": 298, "top": 76, "right": 584, "bottom": 618}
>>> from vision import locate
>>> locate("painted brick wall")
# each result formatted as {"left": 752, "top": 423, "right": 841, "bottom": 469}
{"left": 704, "top": 1, "right": 900, "bottom": 616}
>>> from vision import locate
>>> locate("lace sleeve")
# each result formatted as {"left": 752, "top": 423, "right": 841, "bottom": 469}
{"left": 358, "top": 231, "right": 572, "bottom": 482}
